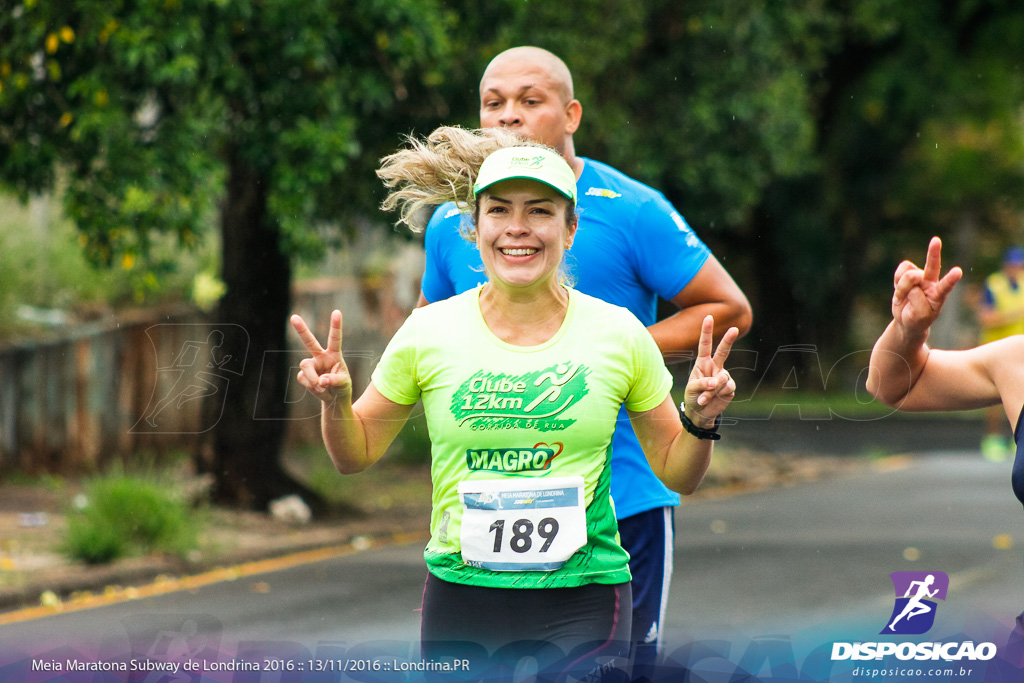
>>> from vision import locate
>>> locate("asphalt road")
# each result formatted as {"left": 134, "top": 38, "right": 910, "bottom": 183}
{"left": 668, "top": 451, "right": 1022, "bottom": 637}
{"left": 1, "top": 444, "right": 1021, "bottom": 681}
{"left": 724, "top": 411, "right": 989, "bottom": 455}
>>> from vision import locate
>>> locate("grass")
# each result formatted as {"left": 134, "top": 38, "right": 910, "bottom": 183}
{"left": 288, "top": 414, "right": 433, "bottom": 514}
{"left": 61, "top": 465, "right": 204, "bottom": 565}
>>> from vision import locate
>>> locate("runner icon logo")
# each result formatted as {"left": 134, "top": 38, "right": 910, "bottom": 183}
{"left": 880, "top": 571, "right": 949, "bottom": 635}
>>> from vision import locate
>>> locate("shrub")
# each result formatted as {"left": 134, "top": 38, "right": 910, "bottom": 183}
{"left": 62, "top": 516, "right": 127, "bottom": 565}
{"left": 62, "top": 469, "right": 201, "bottom": 565}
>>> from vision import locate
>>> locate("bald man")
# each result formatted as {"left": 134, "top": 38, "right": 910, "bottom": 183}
{"left": 418, "top": 46, "right": 752, "bottom": 674}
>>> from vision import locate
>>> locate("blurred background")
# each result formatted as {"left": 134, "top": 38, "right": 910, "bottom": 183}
{"left": 1, "top": 0, "right": 1023, "bottom": 513}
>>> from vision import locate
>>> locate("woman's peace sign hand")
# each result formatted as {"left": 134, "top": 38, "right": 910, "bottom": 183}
{"left": 290, "top": 309, "right": 351, "bottom": 404}
{"left": 683, "top": 315, "right": 739, "bottom": 428}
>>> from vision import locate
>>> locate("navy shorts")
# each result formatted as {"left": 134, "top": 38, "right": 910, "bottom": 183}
{"left": 617, "top": 506, "right": 675, "bottom": 676}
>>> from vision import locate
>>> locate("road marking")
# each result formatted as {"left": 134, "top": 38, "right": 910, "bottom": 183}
{"left": 0, "top": 531, "right": 429, "bottom": 627}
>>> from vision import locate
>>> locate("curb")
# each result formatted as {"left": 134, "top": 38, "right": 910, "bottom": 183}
{"left": 0, "top": 527, "right": 429, "bottom": 616}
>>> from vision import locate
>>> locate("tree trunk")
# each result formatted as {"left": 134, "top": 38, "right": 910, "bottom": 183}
{"left": 203, "top": 150, "right": 325, "bottom": 513}
{"left": 747, "top": 202, "right": 806, "bottom": 380}
{"left": 745, "top": 194, "right": 864, "bottom": 391}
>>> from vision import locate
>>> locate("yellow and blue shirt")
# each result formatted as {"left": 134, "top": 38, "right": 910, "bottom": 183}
{"left": 980, "top": 272, "right": 1024, "bottom": 344}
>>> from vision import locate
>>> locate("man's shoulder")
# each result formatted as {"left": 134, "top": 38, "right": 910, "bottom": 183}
{"left": 578, "top": 157, "right": 696, "bottom": 240}
{"left": 425, "top": 202, "right": 473, "bottom": 250}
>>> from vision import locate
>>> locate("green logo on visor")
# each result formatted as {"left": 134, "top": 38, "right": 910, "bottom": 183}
{"left": 508, "top": 154, "right": 545, "bottom": 169}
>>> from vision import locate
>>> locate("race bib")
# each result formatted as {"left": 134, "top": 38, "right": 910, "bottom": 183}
{"left": 458, "top": 476, "right": 587, "bottom": 571}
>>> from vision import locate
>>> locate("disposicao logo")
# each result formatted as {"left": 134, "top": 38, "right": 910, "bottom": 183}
{"left": 831, "top": 570, "right": 997, "bottom": 663}
{"left": 881, "top": 571, "right": 948, "bottom": 635}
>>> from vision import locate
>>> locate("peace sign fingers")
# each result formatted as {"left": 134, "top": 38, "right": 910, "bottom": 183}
{"left": 921, "top": 236, "right": 945, "bottom": 285}
{"left": 291, "top": 313, "right": 326, "bottom": 356}
{"left": 712, "top": 325, "right": 739, "bottom": 369}
{"left": 936, "top": 264, "right": 963, "bottom": 301}
{"left": 921, "top": 236, "right": 963, "bottom": 301}
{"left": 694, "top": 315, "right": 739, "bottom": 374}
{"left": 890, "top": 238, "right": 963, "bottom": 334}
{"left": 688, "top": 315, "right": 739, "bottom": 413}
{"left": 694, "top": 314, "right": 715, "bottom": 370}
{"left": 290, "top": 310, "right": 350, "bottom": 403}
{"left": 326, "top": 309, "right": 343, "bottom": 355}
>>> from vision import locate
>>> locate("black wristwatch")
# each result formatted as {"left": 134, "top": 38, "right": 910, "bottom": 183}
{"left": 679, "top": 402, "right": 721, "bottom": 441}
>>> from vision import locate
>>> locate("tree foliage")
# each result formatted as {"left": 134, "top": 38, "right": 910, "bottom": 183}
{"left": 463, "top": 0, "right": 1024, "bottom": 370}
{"left": 3, "top": 0, "right": 1024, "bottom": 501}
{"left": 1, "top": 0, "right": 455, "bottom": 508}
{"left": 1, "top": 0, "right": 455, "bottom": 263}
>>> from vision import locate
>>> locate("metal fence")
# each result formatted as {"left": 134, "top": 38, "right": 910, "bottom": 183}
{"left": 0, "top": 275, "right": 410, "bottom": 475}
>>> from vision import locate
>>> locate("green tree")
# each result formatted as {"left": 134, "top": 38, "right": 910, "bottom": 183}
{"left": 0, "top": 0, "right": 453, "bottom": 509}
{"left": 488, "top": 1, "right": 1024, "bottom": 377}
{"left": 758, "top": 0, "right": 1024, "bottom": 366}
{"left": 467, "top": 0, "right": 833, "bottom": 368}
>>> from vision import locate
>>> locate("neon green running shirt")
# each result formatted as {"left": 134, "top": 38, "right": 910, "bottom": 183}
{"left": 371, "top": 286, "right": 672, "bottom": 589}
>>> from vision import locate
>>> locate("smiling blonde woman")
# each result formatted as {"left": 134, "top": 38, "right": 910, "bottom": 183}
{"left": 290, "top": 127, "right": 739, "bottom": 678}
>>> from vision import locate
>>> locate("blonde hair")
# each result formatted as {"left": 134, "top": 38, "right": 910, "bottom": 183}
{"left": 377, "top": 126, "right": 554, "bottom": 233}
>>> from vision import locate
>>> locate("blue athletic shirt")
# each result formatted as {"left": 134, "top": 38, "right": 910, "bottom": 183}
{"left": 421, "top": 157, "right": 711, "bottom": 519}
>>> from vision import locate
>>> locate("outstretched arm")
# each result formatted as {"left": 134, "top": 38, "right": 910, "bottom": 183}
{"left": 866, "top": 237, "right": 960, "bottom": 406}
{"left": 291, "top": 310, "right": 412, "bottom": 474}
{"left": 648, "top": 256, "right": 752, "bottom": 362}
{"left": 630, "top": 315, "right": 739, "bottom": 494}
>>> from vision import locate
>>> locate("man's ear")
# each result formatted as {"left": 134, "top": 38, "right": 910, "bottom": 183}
{"left": 564, "top": 99, "right": 582, "bottom": 135}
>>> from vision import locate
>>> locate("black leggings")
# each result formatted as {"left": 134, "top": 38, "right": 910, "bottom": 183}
{"left": 420, "top": 574, "right": 631, "bottom": 680}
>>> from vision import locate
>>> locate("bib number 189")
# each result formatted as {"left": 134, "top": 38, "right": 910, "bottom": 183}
{"left": 458, "top": 476, "right": 586, "bottom": 571}
{"left": 489, "top": 517, "right": 559, "bottom": 553}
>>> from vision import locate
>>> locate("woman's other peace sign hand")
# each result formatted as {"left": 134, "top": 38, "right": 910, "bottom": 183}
{"left": 683, "top": 315, "right": 739, "bottom": 428}
{"left": 290, "top": 309, "right": 351, "bottom": 404}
